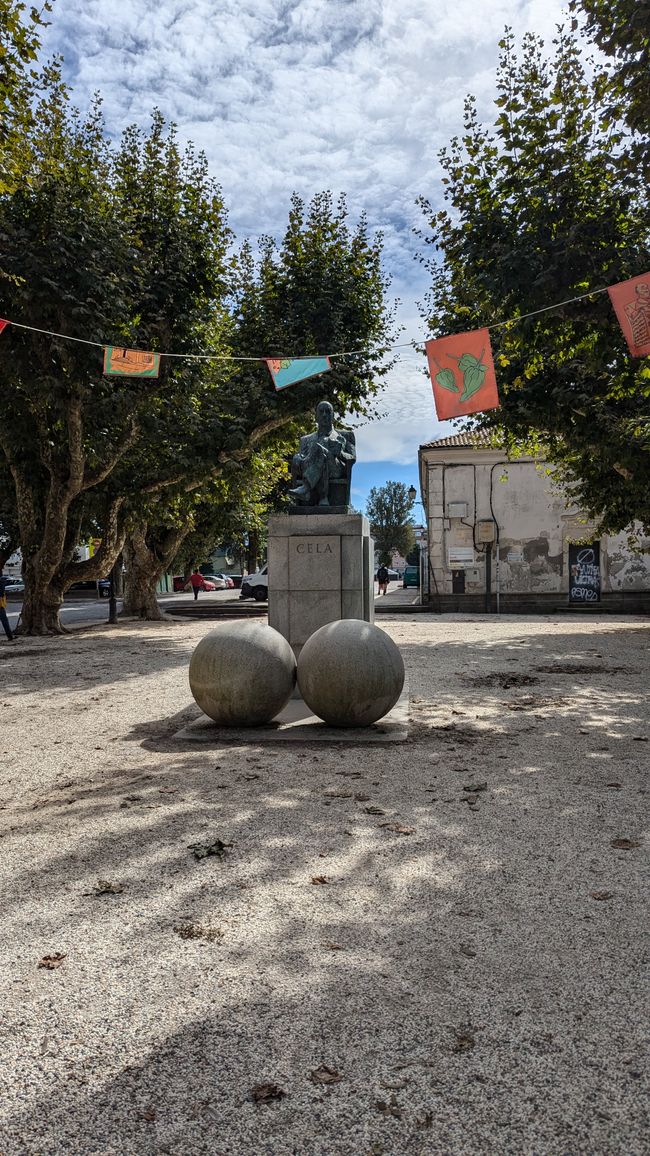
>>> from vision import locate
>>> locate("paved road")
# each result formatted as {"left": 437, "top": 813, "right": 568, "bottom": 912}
{"left": 6, "top": 587, "right": 240, "bottom": 630}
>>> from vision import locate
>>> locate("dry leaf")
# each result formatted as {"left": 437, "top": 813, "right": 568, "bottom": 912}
{"left": 354, "top": 793, "right": 370, "bottom": 801}
{"left": 458, "top": 945, "right": 477, "bottom": 958}
{"left": 379, "top": 1077, "right": 408, "bottom": 1090}
{"left": 378, "top": 822, "right": 415, "bottom": 835}
{"left": 310, "top": 875, "right": 329, "bottom": 885}
{"left": 38, "top": 952, "right": 66, "bottom": 970}
{"left": 309, "top": 1065, "right": 342, "bottom": 1085}
{"left": 322, "top": 942, "right": 344, "bottom": 950}
{"left": 590, "top": 891, "right": 614, "bottom": 901}
{"left": 140, "top": 1109, "right": 156, "bottom": 1122}
{"left": 251, "top": 1083, "right": 286, "bottom": 1104}
{"left": 324, "top": 790, "right": 352, "bottom": 799}
{"left": 611, "top": 838, "right": 641, "bottom": 850}
{"left": 188, "top": 839, "right": 232, "bottom": 860}
{"left": 374, "top": 1095, "right": 402, "bottom": 1118}
{"left": 174, "top": 923, "right": 223, "bottom": 942}
{"left": 88, "top": 880, "right": 123, "bottom": 896}
{"left": 159, "top": 786, "right": 178, "bottom": 794}
{"left": 463, "top": 782, "right": 487, "bottom": 793}
{"left": 364, "top": 806, "right": 385, "bottom": 816}
{"left": 452, "top": 1031, "right": 475, "bottom": 1053}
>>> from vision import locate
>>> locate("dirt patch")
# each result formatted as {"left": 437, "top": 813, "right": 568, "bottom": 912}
{"left": 535, "top": 663, "right": 634, "bottom": 676}
{"left": 460, "top": 672, "right": 540, "bottom": 689}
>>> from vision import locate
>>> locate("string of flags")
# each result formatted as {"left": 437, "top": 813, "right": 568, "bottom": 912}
{"left": 0, "top": 273, "right": 648, "bottom": 419}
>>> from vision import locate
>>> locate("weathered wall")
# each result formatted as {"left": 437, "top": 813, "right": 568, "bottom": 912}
{"left": 422, "top": 449, "right": 650, "bottom": 599}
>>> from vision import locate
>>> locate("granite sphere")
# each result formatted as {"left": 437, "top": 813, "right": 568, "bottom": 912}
{"left": 297, "top": 618, "right": 405, "bottom": 727}
{"left": 189, "top": 622, "right": 296, "bottom": 726}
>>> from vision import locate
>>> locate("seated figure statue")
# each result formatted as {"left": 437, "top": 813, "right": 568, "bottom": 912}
{"left": 289, "top": 400, "right": 356, "bottom": 508}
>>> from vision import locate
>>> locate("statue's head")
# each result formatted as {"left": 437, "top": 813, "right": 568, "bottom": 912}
{"left": 316, "top": 400, "right": 334, "bottom": 434}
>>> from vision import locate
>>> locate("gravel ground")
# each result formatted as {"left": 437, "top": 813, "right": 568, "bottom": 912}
{"left": 0, "top": 613, "right": 648, "bottom": 1156}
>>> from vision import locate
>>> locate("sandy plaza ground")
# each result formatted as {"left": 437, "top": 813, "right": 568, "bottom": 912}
{"left": 0, "top": 612, "right": 648, "bottom": 1155}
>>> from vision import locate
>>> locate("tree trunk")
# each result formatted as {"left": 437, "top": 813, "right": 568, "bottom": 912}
{"left": 19, "top": 570, "right": 66, "bottom": 634}
{"left": 247, "top": 530, "right": 259, "bottom": 575}
{"left": 122, "top": 529, "right": 164, "bottom": 620}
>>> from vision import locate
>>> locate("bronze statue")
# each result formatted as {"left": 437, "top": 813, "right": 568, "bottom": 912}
{"left": 289, "top": 401, "right": 356, "bottom": 509}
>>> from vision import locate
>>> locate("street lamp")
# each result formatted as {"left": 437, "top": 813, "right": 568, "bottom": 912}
{"left": 408, "top": 484, "right": 417, "bottom": 503}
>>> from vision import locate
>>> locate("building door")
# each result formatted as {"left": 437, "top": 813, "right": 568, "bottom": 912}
{"left": 452, "top": 569, "right": 466, "bottom": 594}
{"left": 568, "top": 542, "right": 601, "bottom": 603}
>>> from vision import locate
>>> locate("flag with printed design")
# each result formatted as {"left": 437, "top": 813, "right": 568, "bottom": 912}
{"left": 103, "top": 346, "right": 161, "bottom": 377}
{"left": 266, "top": 356, "right": 331, "bottom": 391}
{"left": 426, "top": 328, "right": 500, "bottom": 420}
{"left": 0, "top": 320, "right": 9, "bottom": 336}
{"left": 608, "top": 273, "right": 650, "bottom": 357}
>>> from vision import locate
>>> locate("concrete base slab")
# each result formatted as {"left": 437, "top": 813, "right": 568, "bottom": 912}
{"left": 174, "top": 681, "right": 409, "bottom": 744}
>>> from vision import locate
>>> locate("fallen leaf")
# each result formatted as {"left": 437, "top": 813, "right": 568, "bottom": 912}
{"left": 463, "top": 781, "right": 487, "bottom": 793}
{"left": 323, "top": 790, "right": 352, "bottom": 799}
{"left": 38, "top": 953, "right": 66, "bottom": 970}
{"left": 88, "top": 880, "right": 123, "bottom": 896}
{"left": 458, "top": 945, "right": 477, "bottom": 958}
{"left": 590, "top": 891, "right": 614, "bottom": 901}
{"left": 611, "top": 838, "right": 641, "bottom": 850}
{"left": 452, "top": 1030, "right": 475, "bottom": 1053}
{"left": 354, "top": 793, "right": 370, "bottom": 801}
{"left": 188, "top": 839, "right": 232, "bottom": 860}
{"left": 463, "top": 794, "right": 479, "bottom": 807}
{"left": 364, "top": 806, "right": 386, "bottom": 816}
{"left": 310, "top": 875, "right": 329, "bottom": 885}
{"left": 605, "top": 783, "right": 622, "bottom": 789}
{"left": 251, "top": 1083, "right": 286, "bottom": 1104}
{"left": 374, "top": 1095, "right": 402, "bottom": 1118}
{"left": 322, "top": 942, "right": 344, "bottom": 950}
{"left": 417, "top": 1111, "right": 434, "bottom": 1129}
{"left": 309, "top": 1065, "right": 342, "bottom": 1085}
{"left": 140, "top": 1109, "right": 156, "bottom": 1122}
{"left": 174, "top": 923, "right": 223, "bottom": 942}
{"left": 379, "top": 1077, "right": 408, "bottom": 1090}
{"left": 632, "top": 736, "right": 648, "bottom": 742}
{"left": 378, "top": 822, "right": 415, "bottom": 835}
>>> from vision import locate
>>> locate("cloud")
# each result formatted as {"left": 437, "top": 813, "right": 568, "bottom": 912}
{"left": 41, "top": 0, "right": 566, "bottom": 459}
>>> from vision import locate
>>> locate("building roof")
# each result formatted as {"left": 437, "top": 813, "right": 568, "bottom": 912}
{"left": 419, "top": 429, "right": 498, "bottom": 450}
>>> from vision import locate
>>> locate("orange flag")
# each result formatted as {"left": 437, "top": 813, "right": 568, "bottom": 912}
{"left": 426, "top": 328, "right": 500, "bottom": 420}
{"left": 608, "top": 273, "right": 650, "bottom": 357}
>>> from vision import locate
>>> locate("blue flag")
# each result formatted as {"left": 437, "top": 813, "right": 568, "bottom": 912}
{"left": 266, "top": 356, "right": 331, "bottom": 390}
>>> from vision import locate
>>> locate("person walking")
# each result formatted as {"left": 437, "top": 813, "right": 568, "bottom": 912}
{"left": 189, "top": 569, "right": 205, "bottom": 601}
{"left": 0, "top": 569, "right": 15, "bottom": 641}
{"left": 377, "top": 564, "right": 390, "bottom": 596}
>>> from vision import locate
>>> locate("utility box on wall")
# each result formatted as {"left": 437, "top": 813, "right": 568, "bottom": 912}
{"left": 477, "top": 519, "right": 496, "bottom": 543}
{"left": 447, "top": 502, "right": 468, "bottom": 519}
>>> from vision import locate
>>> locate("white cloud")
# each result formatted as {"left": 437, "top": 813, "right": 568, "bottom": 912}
{"left": 42, "top": 0, "right": 567, "bottom": 462}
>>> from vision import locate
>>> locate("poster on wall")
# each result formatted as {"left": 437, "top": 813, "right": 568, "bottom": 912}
{"left": 568, "top": 543, "right": 601, "bottom": 604}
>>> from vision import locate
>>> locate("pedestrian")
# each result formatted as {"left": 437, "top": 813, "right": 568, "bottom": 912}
{"left": 377, "top": 564, "right": 390, "bottom": 596}
{"left": 0, "top": 569, "right": 15, "bottom": 641}
{"left": 189, "top": 569, "right": 205, "bottom": 601}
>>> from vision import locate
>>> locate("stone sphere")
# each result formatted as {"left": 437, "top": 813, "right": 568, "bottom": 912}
{"left": 189, "top": 622, "right": 296, "bottom": 726}
{"left": 297, "top": 618, "right": 405, "bottom": 727}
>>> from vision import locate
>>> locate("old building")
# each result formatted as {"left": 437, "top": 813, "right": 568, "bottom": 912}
{"left": 418, "top": 432, "right": 650, "bottom": 612}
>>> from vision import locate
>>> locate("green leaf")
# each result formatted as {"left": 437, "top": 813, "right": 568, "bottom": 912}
{"left": 435, "top": 367, "right": 459, "bottom": 392}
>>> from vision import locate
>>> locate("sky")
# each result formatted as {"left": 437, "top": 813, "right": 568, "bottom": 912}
{"left": 42, "top": 0, "right": 567, "bottom": 512}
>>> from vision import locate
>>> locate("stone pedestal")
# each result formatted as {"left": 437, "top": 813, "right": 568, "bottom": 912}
{"left": 267, "top": 513, "right": 374, "bottom": 661}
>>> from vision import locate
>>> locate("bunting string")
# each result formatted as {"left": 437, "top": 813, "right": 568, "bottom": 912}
{"left": 0, "top": 282, "right": 614, "bottom": 363}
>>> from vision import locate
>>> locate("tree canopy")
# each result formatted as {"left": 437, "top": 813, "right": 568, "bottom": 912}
{"left": 418, "top": 26, "right": 650, "bottom": 535}
{"left": 366, "top": 481, "right": 416, "bottom": 565}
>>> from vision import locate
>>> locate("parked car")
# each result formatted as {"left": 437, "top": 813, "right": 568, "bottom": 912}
{"left": 228, "top": 574, "right": 243, "bottom": 589}
{"left": 209, "top": 572, "right": 235, "bottom": 589}
{"left": 240, "top": 565, "right": 268, "bottom": 601}
{"left": 4, "top": 579, "right": 25, "bottom": 596}
{"left": 199, "top": 573, "right": 228, "bottom": 590}
{"left": 173, "top": 575, "right": 188, "bottom": 592}
{"left": 97, "top": 578, "right": 111, "bottom": 598}
{"left": 403, "top": 565, "right": 420, "bottom": 588}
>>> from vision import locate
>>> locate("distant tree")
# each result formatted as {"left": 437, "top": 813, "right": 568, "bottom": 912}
{"left": 366, "top": 482, "right": 416, "bottom": 565}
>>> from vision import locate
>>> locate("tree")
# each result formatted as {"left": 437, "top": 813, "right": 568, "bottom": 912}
{"left": 418, "top": 27, "right": 650, "bottom": 535}
{"left": 366, "top": 482, "right": 415, "bottom": 565}
{"left": 0, "top": 79, "right": 233, "bottom": 632}
{"left": 569, "top": 0, "right": 650, "bottom": 151}
{"left": 0, "top": 0, "right": 52, "bottom": 195}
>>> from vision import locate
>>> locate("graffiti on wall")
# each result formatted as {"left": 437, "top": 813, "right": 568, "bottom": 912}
{"left": 569, "top": 543, "right": 601, "bottom": 603}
